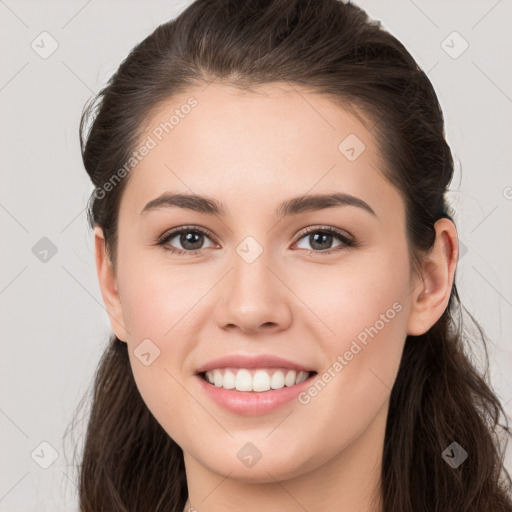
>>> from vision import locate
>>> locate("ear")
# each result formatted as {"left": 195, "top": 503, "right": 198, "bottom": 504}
{"left": 406, "top": 218, "right": 459, "bottom": 336}
{"left": 94, "top": 226, "right": 128, "bottom": 342}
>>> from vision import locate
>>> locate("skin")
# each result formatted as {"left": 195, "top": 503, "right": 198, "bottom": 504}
{"left": 94, "top": 82, "right": 458, "bottom": 512}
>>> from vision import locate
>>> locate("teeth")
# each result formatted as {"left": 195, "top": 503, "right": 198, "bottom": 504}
{"left": 271, "top": 370, "right": 285, "bottom": 389}
{"left": 204, "top": 368, "right": 311, "bottom": 392}
{"left": 235, "top": 369, "right": 252, "bottom": 391}
{"left": 222, "top": 370, "right": 236, "bottom": 389}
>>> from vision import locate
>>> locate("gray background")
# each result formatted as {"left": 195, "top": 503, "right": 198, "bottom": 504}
{"left": 1, "top": 0, "right": 511, "bottom": 510}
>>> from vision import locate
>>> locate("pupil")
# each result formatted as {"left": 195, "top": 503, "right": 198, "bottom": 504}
{"left": 181, "top": 232, "right": 203, "bottom": 250}
{"left": 311, "top": 233, "right": 332, "bottom": 250}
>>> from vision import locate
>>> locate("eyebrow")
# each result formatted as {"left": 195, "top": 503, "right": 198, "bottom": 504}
{"left": 140, "top": 191, "right": 376, "bottom": 218}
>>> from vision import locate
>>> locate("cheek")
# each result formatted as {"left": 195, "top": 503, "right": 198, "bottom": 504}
{"left": 117, "top": 251, "right": 209, "bottom": 337}
{"left": 299, "top": 243, "right": 411, "bottom": 409}
{"left": 119, "top": 270, "right": 196, "bottom": 440}
{"left": 302, "top": 242, "right": 411, "bottom": 342}
{"left": 114, "top": 251, "right": 190, "bottom": 392}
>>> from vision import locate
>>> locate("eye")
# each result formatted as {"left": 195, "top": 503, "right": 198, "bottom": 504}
{"left": 156, "top": 225, "right": 357, "bottom": 256}
{"left": 157, "top": 226, "right": 216, "bottom": 254}
{"left": 293, "top": 226, "right": 356, "bottom": 254}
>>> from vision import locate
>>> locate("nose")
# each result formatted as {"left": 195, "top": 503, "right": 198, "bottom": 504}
{"left": 213, "top": 251, "right": 293, "bottom": 335}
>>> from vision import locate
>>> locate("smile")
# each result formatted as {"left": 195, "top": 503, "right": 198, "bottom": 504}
{"left": 196, "top": 367, "right": 318, "bottom": 415}
{"left": 201, "top": 367, "right": 312, "bottom": 392}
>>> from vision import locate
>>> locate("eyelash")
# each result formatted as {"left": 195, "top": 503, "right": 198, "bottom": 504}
{"left": 156, "top": 225, "right": 358, "bottom": 256}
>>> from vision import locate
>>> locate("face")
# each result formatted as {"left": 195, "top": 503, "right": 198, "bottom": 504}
{"left": 97, "top": 82, "right": 432, "bottom": 483}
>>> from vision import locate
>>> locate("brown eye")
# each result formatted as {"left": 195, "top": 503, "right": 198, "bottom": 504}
{"left": 294, "top": 227, "right": 356, "bottom": 254}
{"left": 158, "top": 226, "right": 216, "bottom": 254}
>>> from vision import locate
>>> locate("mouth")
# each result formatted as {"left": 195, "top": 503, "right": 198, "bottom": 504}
{"left": 198, "top": 367, "right": 319, "bottom": 392}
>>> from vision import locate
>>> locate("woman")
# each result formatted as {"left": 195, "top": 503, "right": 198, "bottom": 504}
{"left": 70, "top": 0, "right": 512, "bottom": 510}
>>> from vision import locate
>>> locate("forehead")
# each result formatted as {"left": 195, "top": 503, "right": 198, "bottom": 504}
{"left": 120, "top": 82, "right": 402, "bottom": 221}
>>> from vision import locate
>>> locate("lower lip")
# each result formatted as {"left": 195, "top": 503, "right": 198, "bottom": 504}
{"left": 195, "top": 372, "right": 317, "bottom": 415}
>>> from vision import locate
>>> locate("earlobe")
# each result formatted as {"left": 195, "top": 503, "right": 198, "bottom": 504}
{"left": 94, "top": 226, "right": 128, "bottom": 342}
{"left": 406, "top": 218, "right": 459, "bottom": 336}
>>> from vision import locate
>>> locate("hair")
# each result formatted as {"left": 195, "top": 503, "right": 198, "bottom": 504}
{"left": 65, "top": 0, "right": 512, "bottom": 510}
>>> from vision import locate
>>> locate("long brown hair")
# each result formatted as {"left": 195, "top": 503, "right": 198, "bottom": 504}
{"left": 65, "top": 0, "right": 512, "bottom": 510}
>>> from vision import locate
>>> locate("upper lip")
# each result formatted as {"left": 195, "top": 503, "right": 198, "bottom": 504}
{"left": 196, "top": 354, "right": 316, "bottom": 374}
